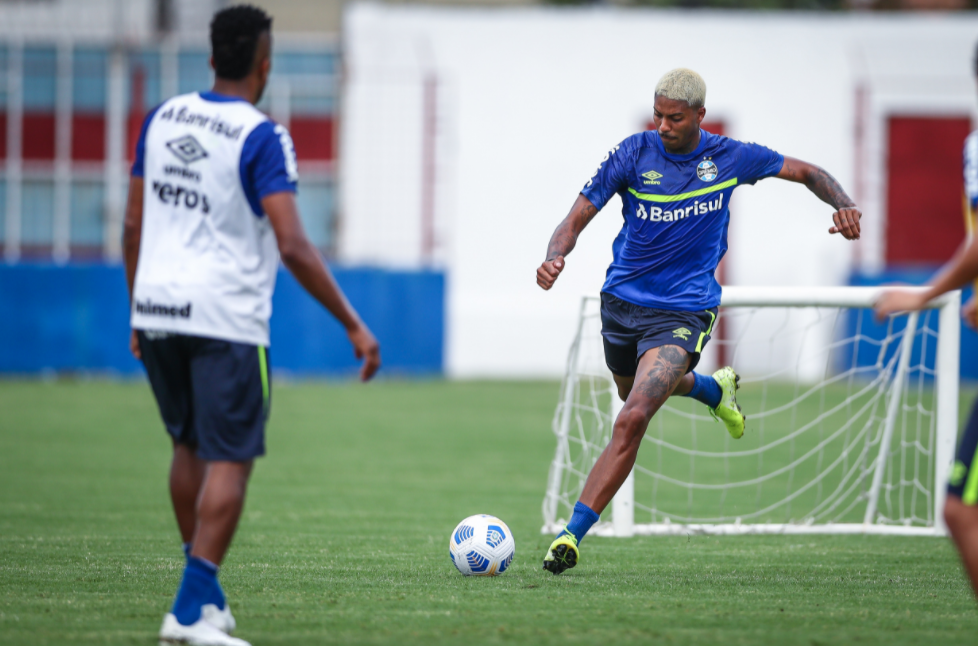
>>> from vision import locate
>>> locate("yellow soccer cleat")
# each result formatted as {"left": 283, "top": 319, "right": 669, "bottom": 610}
{"left": 710, "top": 366, "right": 746, "bottom": 439}
{"left": 542, "top": 531, "right": 579, "bottom": 575}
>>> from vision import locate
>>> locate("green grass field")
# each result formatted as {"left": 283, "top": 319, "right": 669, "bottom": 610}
{"left": 2, "top": 378, "right": 978, "bottom": 645}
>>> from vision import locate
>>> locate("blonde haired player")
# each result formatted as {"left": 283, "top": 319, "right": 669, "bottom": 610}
{"left": 537, "top": 67, "right": 862, "bottom": 574}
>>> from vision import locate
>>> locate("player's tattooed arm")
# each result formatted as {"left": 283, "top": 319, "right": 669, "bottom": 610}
{"left": 546, "top": 201, "right": 598, "bottom": 259}
{"left": 537, "top": 194, "right": 600, "bottom": 290}
{"left": 777, "top": 156, "right": 861, "bottom": 241}
{"left": 637, "top": 345, "right": 689, "bottom": 403}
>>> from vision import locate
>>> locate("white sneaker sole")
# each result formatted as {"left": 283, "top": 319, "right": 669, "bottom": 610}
{"left": 159, "top": 613, "right": 250, "bottom": 646}
{"left": 201, "top": 603, "right": 236, "bottom": 634}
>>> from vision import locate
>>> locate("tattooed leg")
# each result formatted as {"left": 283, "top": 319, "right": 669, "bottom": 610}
{"left": 614, "top": 369, "right": 695, "bottom": 401}
{"left": 579, "top": 345, "right": 691, "bottom": 514}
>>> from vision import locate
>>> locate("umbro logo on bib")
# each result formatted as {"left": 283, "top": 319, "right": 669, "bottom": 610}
{"left": 166, "top": 135, "right": 209, "bottom": 165}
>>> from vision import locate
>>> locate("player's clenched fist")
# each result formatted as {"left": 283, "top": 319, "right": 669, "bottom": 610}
{"left": 829, "top": 207, "right": 862, "bottom": 240}
{"left": 537, "top": 256, "right": 565, "bottom": 290}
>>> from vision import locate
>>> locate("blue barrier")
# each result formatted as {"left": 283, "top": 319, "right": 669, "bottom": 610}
{"left": 0, "top": 264, "right": 444, "bottom": 376}
{"left": 849, "top": 267, "right": 978, "bottom": 381}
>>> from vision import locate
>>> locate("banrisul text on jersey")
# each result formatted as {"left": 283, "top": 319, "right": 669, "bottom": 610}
{"left": 580, "top": 129, "right": 783, "bottom": 311}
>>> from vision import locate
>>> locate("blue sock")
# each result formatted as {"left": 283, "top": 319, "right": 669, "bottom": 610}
{"left": 683, "top": 372, "right": 722, "bottom": 409}
{"left": 182, "top": 542, "right": 192, "bottom": 562}
{"left": 558, "top": 501, "right": 600, "bottom": 545}
{"left": 171, "top": 556, "right": 226, "bottom": 626}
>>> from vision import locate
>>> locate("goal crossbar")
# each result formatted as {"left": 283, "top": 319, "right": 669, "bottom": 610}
{"left": 541, "top": 286, "right": 961, "bottom": 538}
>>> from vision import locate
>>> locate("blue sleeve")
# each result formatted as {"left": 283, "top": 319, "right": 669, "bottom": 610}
{"left": 580, "top": 140, "right": 632, "bottom": 210}
{"left": 735, "top": 141, "right": 784, "bottom": 186}
{"left": 239, "top": 120, "right": 299, "bottom": 217}
{"left": 130, "top": 103, "right": 163, "bottom": 177}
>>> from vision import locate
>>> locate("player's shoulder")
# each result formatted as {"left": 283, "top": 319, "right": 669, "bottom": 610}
{"left": 710, "top": 133, "right": 780, "bottom": 164}
{"left": 709, "top": 132, "right": 761, "bottom": 152}
{"left": 620, "top": 130, "right": 660, "bottom": 152}
{"left": 613, "top": 131, "right": 658, "bottom": 164}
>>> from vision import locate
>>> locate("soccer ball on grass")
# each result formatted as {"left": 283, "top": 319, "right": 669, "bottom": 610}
{"left": 449, "top": 514, "right": 515, "bottom": 576}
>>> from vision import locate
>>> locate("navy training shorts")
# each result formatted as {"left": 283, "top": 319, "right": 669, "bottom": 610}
{"left": 599, "top": 292, "right": 717, "bottom": 378}
{"left": 948, "top": 396, "right": 978, "bottom": 504}
{"left": 137, "top": 331, "right": 271, "bottom": 462}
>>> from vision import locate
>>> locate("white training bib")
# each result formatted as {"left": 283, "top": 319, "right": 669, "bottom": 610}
{"left": 131, "top": 92, "right": 284, "bottom": 347}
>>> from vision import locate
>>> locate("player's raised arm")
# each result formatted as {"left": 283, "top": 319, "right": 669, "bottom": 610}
{"left": 263, "top": 191, "right": 381, "bottom": 381}
{"left": 875, "top": 236, "right": 978, "bottom": 321}
{"left": 776, "top": 157, "right": 862, "bottom": 240}
{"left": 537, "top": 194, "right": 599, "bottom": 290}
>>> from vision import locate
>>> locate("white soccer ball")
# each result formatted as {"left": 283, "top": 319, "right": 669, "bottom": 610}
{"left": 449, "top": 514, "right": 515, "bottom": 576}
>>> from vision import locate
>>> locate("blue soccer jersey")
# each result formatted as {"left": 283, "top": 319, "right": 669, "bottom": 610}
{"left": 581, "top": 129, "right": 784, "bottom": 311}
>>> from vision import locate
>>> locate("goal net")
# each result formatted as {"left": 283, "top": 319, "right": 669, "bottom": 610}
{"left": 542, "top": 287, "right": 960, "bottom": 537}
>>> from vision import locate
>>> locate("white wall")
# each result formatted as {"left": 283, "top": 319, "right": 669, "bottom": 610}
{"left": 341, "top": 5, "right": 978, "bottom": 378}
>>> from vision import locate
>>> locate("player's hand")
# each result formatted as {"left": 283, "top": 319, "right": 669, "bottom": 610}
{"left": 348, "top": 323, "right": 380, "bottom": 382}
{"left": 873, "top": 289, "right": 928, "bottom": 322}
{"left": 829, "top": 207, "right": 862, "bottom": 240}
{"left": 129, "top": 330, "right": 142, "bottom": 360}
{"left": 963, "top": 296, "right": 978, "bottom": 330}
{"left": 537, "top": 256, "right": 565, "bottom": 290}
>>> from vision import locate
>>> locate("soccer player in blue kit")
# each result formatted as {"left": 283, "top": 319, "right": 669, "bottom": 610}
{"left": 124, "top": 6, "right": 380, "bottom": 644}
{"left": 536, "top": 68, "right": 862, "bottom": 574}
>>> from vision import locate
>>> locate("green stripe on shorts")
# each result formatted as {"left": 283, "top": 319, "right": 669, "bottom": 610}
{"left": 258, "top": 346, "right": 269, "bottom": 412}
{"left": 695, "top": 310, "right": 717, "bottom": 354}
{"left": 964, "top": 443, "right": 978, "bottom": 505}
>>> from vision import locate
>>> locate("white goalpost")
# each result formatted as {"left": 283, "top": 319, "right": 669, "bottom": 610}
{"left": 542, "top": 286, "right": 961, "bottom": 538}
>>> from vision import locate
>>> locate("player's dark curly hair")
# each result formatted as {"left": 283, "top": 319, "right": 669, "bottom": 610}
{"left": 210, "top": 5, "right": 272, "bottom": 81}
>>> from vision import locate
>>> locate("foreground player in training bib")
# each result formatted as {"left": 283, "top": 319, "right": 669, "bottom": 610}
{"left": 875, "top": 52, "right": 978, "bottom": 599}
{"left": 536, "top": 68, "right": 861, "bottom": 574}
{"left": 123, "top": 6, "right": 380, "bottom": 644}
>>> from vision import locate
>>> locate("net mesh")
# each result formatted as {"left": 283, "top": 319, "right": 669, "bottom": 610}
{"left": 542, "top": 296, "right": 940, "bottom": 533}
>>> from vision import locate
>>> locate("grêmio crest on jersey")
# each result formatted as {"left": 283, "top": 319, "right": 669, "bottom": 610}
{"left": 697, "top": 159, "right": 718, "bottom": 182}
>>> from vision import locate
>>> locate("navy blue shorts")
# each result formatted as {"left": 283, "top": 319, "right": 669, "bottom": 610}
{"left": 948, "top": 397, "right": 978, "bottom": 504}
{"left": 600, "top": 292, "right": 717, "bottom": 378}
{"left": 137, "top": 331, "right": 271, "bottom": 462}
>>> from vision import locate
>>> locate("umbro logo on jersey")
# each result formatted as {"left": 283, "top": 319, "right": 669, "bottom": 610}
{"left": 164, "top": 166, "right": 201, "bottom": 182}
{"left": 642, "top": 170, "right": 663, "bottom": 185}
{"left": 166, "top": 135, "right": 209, "bottom": 165}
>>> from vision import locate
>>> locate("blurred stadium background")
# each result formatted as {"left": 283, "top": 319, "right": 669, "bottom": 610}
{"left": 0, "top": 0, "right": 977, "bottom": 380}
